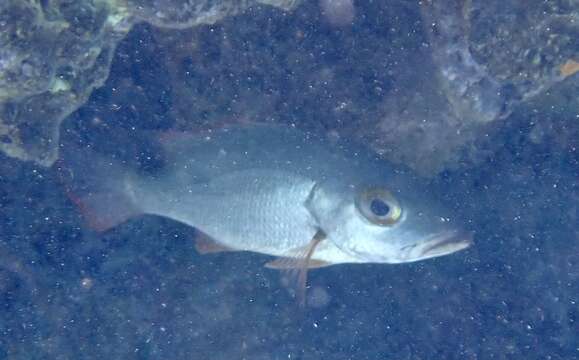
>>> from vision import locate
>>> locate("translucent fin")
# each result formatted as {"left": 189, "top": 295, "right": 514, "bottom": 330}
{"left": 157, "top": 129, "right": 201, "bottom": 150}
{"left": 56, "top": 143, "right": 140, "bottom": 232}
{"left": 265, "top": 230, "right": 327, "bottom": 307}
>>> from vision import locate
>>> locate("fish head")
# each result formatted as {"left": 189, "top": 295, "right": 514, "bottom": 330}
{"left": 312, "top": 172, "right": 473, "bottom": 264}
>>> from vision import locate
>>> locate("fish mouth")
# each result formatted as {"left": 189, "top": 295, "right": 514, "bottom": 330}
{"left": 412, "top": 230, "right": 473, "bottom": 261}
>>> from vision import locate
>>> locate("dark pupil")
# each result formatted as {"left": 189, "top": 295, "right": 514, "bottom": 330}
{"left": 370, "top": 198, "right": 390, "bottom": 217}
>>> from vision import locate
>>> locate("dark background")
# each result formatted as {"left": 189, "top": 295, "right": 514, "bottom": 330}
{"left": 0, "top": 1, "right": 577, "bottom": 359}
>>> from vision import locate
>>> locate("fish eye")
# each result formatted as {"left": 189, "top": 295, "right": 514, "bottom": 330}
{"left": 370, "top": 198, "right": 390, "bottom": 216}
{"left": 356, "top": 187, "right": 402, "bottom": 226}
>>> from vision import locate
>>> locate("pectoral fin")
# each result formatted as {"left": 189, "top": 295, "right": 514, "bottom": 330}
{"left": 265, "top": 229, "right": 327, "bottom": 307}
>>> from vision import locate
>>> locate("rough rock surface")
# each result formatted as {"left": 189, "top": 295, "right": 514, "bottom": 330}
{"left": 401, "top": 0, "right": 579, "bottom": 174}
{"left": 1, "top": 0, "right": 578, "bottom": 174}
{"left": 0, "top": 0, "right": 299, "bottom": 166}
{"left": 0, "top": 0, "right": 132, "bottom": 165}
{"left": 126, "top": 0, "right": 299, "bottom": 29}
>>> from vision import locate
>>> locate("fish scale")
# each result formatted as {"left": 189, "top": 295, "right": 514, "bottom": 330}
{"left": 135, "top": 169, "right": 318, "bottom": 255}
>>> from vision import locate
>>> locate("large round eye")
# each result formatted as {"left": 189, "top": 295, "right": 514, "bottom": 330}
{"left": 356, "top": 187, "right": 402, "bottom": 226}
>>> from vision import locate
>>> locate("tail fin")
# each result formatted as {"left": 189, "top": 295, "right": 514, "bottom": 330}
{"left": 57, "top": 142, "right": 141, "bottom": 232}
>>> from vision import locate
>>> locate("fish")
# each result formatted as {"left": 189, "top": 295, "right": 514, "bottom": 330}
{"left": 59, "top": 124, "right": 472, "bottom": 302}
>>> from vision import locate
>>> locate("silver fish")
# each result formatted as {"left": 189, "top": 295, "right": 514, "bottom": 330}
{"left": 60, "top": 124, "right": 472, "bottom": 290}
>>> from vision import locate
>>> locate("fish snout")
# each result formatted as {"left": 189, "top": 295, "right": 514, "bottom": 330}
{"left": 408, "top": 230, "right": 473, "bottom": 261}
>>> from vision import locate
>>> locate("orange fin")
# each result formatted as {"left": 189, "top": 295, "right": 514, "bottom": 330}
{"left": 194, "top": 233, "right": 235, "bottom": 254}
{"left": 266, "top": 229, "right": 327, "bottom": 307}
{"left": 56, "top": 146, "right": 140, "bottom": 233}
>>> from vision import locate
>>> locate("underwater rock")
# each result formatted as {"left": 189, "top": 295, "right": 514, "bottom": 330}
{"left": 126, "top": 0, "right": 299, "bottom": 29}
{"left": 154, "top": 0, "right": 579, "bottom": 177}
{"left": 2, "top": 0, "right": 577, "bottom": 175}
{"left": 0, "top": 0, "right": 300, "bottom": 166}
{"left": 393, "top": 0, "right": 579, "bottom": 173}
{"left": 457, "top": 0, "right": 579, "bottom": 106}
{"left": 0, "top": 0, "right": 132, "bottom": 166}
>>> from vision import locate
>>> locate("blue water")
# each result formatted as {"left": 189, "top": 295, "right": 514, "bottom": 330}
{"left": 0, "top": 2, "right": 577, "bottom": 359}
